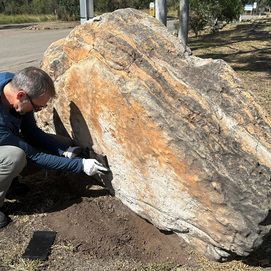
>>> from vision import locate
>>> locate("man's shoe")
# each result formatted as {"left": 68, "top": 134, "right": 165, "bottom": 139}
{"left": 6, "top": 177, "right": 29, "bottom": 199}
{"left": 0, "top": 211, "right": 8, "bottom": 228}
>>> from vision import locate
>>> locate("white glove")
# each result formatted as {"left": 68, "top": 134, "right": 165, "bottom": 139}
{"left": 82, "top": 158, "right": 109, "bottom": 176}
{"left": 65, "top": 146, "right": 82, "bottom": 158}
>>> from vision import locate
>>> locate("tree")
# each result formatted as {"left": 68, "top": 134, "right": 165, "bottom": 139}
{"left": 175, "top": 0, "right": 242, "bottom": 37}
{"left": 188, "top": 0, "right": 212, "bottom": 37}
{"left": 126, "top": 0, "right": 149, "bottom": 9}
{"left": 0, "top": 0, "right": 5, "bottom": 13}
{"left": 178, "top": 0, "right": 189, "bottom": 44}
{"left": 210, "top": 0, "right": 242, "bottom": 22}
{"left": 94, "top": 0, "right": 148, "bottom": 12}
{"left": 3, "top": 0, "right": 23, "bottom": 14}
{"left": 258, "top": 0, "right": 271, "bottom": 8}
{"left": 0, "top": 0, "right": 59, "bottom": 15}
{"left": 59, "top": 0, "right": 80, "bottom": 20}
{"left": 94, "top": 0, "right": 114, "bottom": 12}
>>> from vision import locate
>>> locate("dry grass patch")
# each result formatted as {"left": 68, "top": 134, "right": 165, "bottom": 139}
{"left": 189, "top": 16, "right": 271, "bottom": 115}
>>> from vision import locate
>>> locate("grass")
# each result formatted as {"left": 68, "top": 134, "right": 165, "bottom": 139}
{"left": 0, "top": 8, "right": 178, "bottom": 26}
{"left": 0, "top": 14, "right": 55, "bottom": 24}
{"left": 140, "top": 262, "right": 177, "bottom": 271}
{"left": 6, "top": 258, "right": 44, "bottom": 271}
{"left": 188, "top": 15, "right": 271, "bottom": 115}
{"left": 167, "top": 8, "right": 178, "bottom": 19}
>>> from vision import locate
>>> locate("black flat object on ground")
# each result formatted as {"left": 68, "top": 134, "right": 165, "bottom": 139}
{"left": 22, "top": 231, "right": 56, "bottom": 260}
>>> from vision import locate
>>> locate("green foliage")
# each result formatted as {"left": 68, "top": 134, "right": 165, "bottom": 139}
{"left": 58, "top": 0, "right": 80, "bottom": 20}
{"left": 0, "top": 0, "right": 58, "bottom": 15}
{"left": 0, "top": 0, "right": 79, "bottom": 19}
{"left": 2, "top": 0, "right": 22, "bottom": 15}
{"left": 210, "top": 0, "right": 242, "bottom": 22}
{"left": 245, "top": 0, "right": 271, "bottom": 5}
{"left": 189, "top": 0, "right": 212, "bottom": 37}
{"left": 94, "top": 0, "right": 149, "bottom": 13}
{"left": 0, "top": 13, "right": 54, "bottom": 24}
{"left": 0, "top": 0, "right": 150, "bottom": 20}
{"left": 94, "top": 0, "right": 115, "bottom": 13}
{"left": 260, "top": 0, "right": 271, "bottom": 8}
{"left": 174, "top": 0, "right": 243, "bottom": 36}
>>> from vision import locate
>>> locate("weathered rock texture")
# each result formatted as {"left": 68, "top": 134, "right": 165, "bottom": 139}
{"left": 39, "top": 8, "right": 271, "bottom": 261}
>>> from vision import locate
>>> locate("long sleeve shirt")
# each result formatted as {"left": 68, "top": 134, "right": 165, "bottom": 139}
{"left": 0, "top": 72, "right": 83, "bottom": 173}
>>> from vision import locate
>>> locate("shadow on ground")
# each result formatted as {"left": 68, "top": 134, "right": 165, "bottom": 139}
{"left": 188, "top": 19, "right": 271, "bottom": 74}
{"left": 0, "top": 23, "right": 38, "bottom": 30}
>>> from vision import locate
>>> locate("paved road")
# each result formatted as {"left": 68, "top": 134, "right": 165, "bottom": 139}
{"left": 0, "top": 24, "right": 72, "bottom": 73}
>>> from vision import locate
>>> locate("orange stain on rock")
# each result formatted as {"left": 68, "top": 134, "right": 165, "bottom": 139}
{"left": 83, "top": 67, "right": 214, "bottom": 211}
{"left": 50, "top": 19, "right": 226, "bottom": 214}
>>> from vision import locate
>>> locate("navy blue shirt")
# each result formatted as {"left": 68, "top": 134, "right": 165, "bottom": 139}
{"left": 0, "top": 72, "right": 83, "bottom": 173}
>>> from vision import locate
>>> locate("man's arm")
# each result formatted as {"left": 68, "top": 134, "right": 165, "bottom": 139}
{"left": 20, "top": 111, "right": 69, "bottom": 156}
{"left": 0, "top": 126, "right": 82, "bottom": 172}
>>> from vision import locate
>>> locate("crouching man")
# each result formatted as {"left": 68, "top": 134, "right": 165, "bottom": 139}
{"left": 0, "top": 67, "right": 109, "bottom": 228}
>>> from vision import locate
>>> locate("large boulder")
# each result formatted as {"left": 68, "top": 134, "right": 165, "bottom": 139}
{"left": 39, "top": 8, "right": 271, "bottom": 261}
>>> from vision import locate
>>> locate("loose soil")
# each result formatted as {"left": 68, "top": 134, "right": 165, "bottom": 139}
{"left": 0, "top": 171, "right": 192, "bottom": 271}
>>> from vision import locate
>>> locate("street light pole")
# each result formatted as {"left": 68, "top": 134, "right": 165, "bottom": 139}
{"left": 155, "top": 0, "right": 167, "bottom": 26}
{"left": 79, "top": 0, "right": 94, "bottom": 24}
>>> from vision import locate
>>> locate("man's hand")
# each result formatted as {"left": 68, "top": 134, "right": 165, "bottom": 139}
{"left": 82, "top": 158, "right": 109, "bottom": 176}
{"left": 64, "top": 146, "right": 82, "bottom": 158}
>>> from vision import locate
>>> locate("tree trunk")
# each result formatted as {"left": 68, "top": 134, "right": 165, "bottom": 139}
{"left": 155, "top": 0, "right": 167, "bottom": 26}
{"left": 178, "top": 0, "right": 189, "bottom": 44}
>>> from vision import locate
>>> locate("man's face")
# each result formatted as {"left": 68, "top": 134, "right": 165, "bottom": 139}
{"left": 16, "top": 91, "right": 50, "bottom": 115}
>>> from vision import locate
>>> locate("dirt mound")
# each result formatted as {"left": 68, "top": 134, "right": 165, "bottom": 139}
{"left": 0, "top": 171, "right": 190, "bottom": 270}
{"left": 45, "top": 195, "right": 189, "bottom": 264}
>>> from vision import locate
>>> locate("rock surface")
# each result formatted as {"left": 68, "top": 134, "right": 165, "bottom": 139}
{"left": 39, "top": 8, "right": 271, "bottom": 261}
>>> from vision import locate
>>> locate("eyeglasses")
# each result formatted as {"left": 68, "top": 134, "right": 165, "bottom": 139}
{"left": 25, "top": 93, "right": 47, "bottom": 112}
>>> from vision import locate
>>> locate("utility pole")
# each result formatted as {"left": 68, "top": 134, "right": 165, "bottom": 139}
{"left": 155, "top": 0, "right": 167, "bottom": 26}
{"left": 178, "top": 0, "right": 189, "bottom": 45}
{"left": 79, "top": 0, "right": 94, "bottom": 24}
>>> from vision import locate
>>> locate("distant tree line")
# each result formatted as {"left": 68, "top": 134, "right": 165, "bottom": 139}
{"left": 0, "top": 0, "right": 57, "bottom": 15}
{"left": 95, "top": 0, "right": 149, "bottom": 13}
{"left": 0, "top": 0, "right": 150, "bottom": 20}
{"left": 1, "top": 0, "right": 271, "bottom": 22}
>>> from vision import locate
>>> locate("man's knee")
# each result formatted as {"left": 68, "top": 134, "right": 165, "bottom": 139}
{"left": 0, "top": 146, "right": 26, "bottom": 208}
{"left": 0, "top": 146, "right": 27, "bottom": 176}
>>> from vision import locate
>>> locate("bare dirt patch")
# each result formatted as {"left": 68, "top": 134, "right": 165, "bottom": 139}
{"left": 45, "top": 196, "right": 189, "bottom": 264}
{"left": 0, "top": 170, "right": 191, "bottom": 271}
